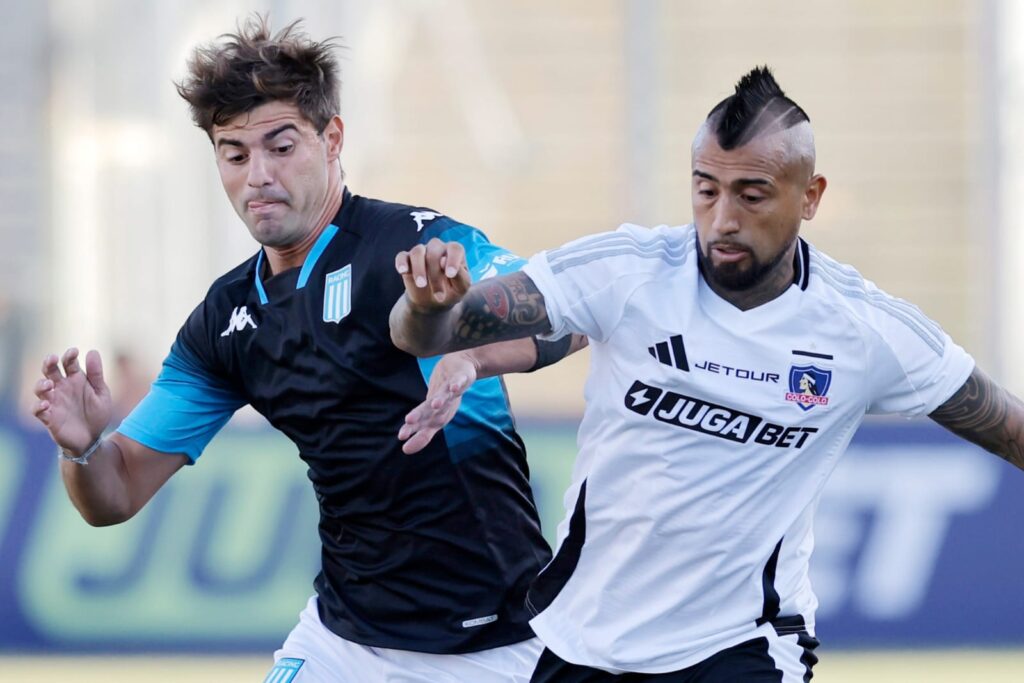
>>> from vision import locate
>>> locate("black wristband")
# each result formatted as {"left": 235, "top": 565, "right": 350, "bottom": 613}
{"left": 528, "top": 335, "right": 573, "bottom": 372}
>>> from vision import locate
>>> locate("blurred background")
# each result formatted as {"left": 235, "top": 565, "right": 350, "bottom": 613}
{"left": 3, "top": 0, "right": 1024, "bottom": 680}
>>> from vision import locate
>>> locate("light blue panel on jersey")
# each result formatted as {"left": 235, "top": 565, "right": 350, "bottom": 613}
{"left": 116, "top": 343, "right": 246, "bottom": 463}
{"left": 416, "top": 356, "right": 520, "bottom": 462}
{"left": 253, "top": 224, "right": 340, "bottom": 304}
{"left": 420, "top": 219, "right": 528, "bottom": 280}
{"left": 263, "top": 657, "right": 304, "bottom": 683}
{"left": 416, "top": 221, "right": 525, "bottom": 462}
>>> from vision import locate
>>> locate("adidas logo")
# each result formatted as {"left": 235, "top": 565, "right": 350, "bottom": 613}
{"left": 648, "top": 334, "right": 689, "bottom": 371}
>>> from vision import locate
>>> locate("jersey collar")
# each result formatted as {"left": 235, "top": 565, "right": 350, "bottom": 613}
{"left": 253, "top": 189, "right": 351, "bottom": 304}
{"left": 793, "top": 238, "right": 810, "bottom": 291}
{"left": 696, "top": 236, "right": 810, "bottom": 325}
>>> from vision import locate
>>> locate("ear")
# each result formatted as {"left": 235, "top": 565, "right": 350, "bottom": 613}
{"left": 801, "top": 174, "right": 827, "bottom": 220}
{"left": 324, "top": 115, "right": 344, "bottom": 162}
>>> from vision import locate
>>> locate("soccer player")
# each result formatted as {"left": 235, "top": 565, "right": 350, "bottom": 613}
{"left": 30, "top": 17, "right": 584, "bottom": 683}
{"left": 390, "top": 66, "right": 1024, "bottom": 681}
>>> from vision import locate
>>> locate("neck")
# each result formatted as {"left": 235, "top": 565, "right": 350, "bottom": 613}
{"left": 265, "top": 181, "right": 345, "bottom": 275}
{"left": 703, "top": 241, "right": 797, "bottom": 311}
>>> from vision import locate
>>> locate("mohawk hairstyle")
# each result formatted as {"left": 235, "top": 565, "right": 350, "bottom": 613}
{"left": 706, "top": 66, "right": 809, "bottom": 150}
{"left": 176, "top": 14, "right": 341, "bottom": 136}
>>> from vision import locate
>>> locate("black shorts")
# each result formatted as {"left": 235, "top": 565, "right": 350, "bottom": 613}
{"left": 529, "top": 631, "right": 819, "bottom": 682}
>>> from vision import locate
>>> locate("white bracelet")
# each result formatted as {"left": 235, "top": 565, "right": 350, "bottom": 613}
{"left": 58, "top": 436, "right": 103, "bottom": 465}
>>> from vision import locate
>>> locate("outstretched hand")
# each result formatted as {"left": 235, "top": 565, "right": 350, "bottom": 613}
{"left": 394, "top": 238, "right": 471, "bottom": 312}
{"left": 32, "top": 348, "right": 112, "bottom": 455}
{"left": 399, "top": 352, "right": 479, "bottom": 454}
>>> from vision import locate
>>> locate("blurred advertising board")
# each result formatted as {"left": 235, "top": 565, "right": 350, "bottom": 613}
{"left": 0, "top": 417, "right": 1021, "bottom": 651}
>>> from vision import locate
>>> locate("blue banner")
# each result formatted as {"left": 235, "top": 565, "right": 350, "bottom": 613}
{"left": 0, "top": 416, "right": 1021, "bottom": 651}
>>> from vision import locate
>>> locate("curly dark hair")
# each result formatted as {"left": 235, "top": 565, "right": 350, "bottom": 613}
{"left": 176, "top": 15, "right": 341, "bottom": 136}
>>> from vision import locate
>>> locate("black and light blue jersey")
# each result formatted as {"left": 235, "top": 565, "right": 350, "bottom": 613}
{"left": 118, "top": 189, "right": 551, "bottom": 653}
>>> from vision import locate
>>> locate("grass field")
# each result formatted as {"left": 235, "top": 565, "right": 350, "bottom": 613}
{"left": 4, "top": 650, "right": 1024, "bottom": 681}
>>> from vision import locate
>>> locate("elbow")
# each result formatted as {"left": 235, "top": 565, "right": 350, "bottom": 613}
{"left": 77, "top": 502, "right": 134, "bottom": 527}
{"left": 388, "top": 309, "right": 441, "bottom": 357}
{"left": 389, "top": 327, "right": 419, "bottom": 356}
{"left": 81, "top": 511, "right": 129, "bottom": 527}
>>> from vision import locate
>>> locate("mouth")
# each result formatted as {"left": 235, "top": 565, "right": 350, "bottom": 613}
{"left": 247, "top": 200, "right": 286, "bottom": 215}
{"left": 710, "top": 244, "right": 751, "bottom": 264}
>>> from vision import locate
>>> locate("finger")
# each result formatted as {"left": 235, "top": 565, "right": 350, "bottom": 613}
{"left": 424, "top": 239, "right": 449, "bottom": 300}
{"left": 394, "top": 251, "right": 411, "bottom": 275}
{"left": 406, "top": 244, "right": 428, "bottom": 289}
{"left": 398, "top": 415, "right": 430, "bottom": 442}
{"left": 32, "top": 399, "right": 51, "bottom": 423}
{"left": 41, "top": 354, "right": 63, "bottom": 382}
{"left": 395, "top": 254, "right": 422, "bottom": 299}
{"left": 395, "top": 251, "right": 417, "bottom": 286}
{"left": 448, "top": 374, "right": 470, "bottom": 396}
{"left": 33, "top": 378, "right": 54, "bottom": 399}
{"left": 84, "top": 350, "right": 106, "bottom": 393}
{"left": 402, "top": 427, "right": 439, "bottom": 455}
{"left": 428, "top": 378, "right": 467, "bottom": 409}
{"left": 404, "top": 404, "right": 425, "bottom": 425}
{"left": 61, "top": 347, "right": 81, "bottom": 375}
{"left": 398, "top": 423, "right": 413, "bottom": 441}
{"left": 443, "top": 242, "right": 466, "bottom": 280}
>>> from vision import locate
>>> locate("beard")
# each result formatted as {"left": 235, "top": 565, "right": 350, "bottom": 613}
{"left": 697, "top": 237, "right": 794, "bottom": 291}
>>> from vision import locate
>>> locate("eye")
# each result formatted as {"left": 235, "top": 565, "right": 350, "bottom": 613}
{"left": 741, "top": 194, "right": 764, "bottom": 204}
{"left": 697, "top": 188, "right": 716, "bottom": 198}
{"left": 226, "top": 153, "right": 247, "bottom": 164}
{"left": 274, "top": 143, "right": 294, "bottom": 155}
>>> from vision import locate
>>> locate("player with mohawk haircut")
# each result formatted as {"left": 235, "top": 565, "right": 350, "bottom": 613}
{"left": 392, "top": 65, "right": 1024, "bottom": 680}
{"left": 707, "top": 66, "right": 810, "bottom": 150}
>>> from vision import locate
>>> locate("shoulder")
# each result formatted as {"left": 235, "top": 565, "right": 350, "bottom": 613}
{"left": 805, "top": 243, "right": 946, "bottom": 355}
{"left": 349, "top": 194, "right": 466, "bottom": 244}
{"left": 205, "top": 254, "right": 259, "bottom": 299}
{"left": 180, "top": 253, "right": 260, "bottom": 341}
{"left": 544, "top": 222, "right": 695, "bottom": 276}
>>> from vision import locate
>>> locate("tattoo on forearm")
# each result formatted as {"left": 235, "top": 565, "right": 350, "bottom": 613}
{"left": 929, "top": 368, "right": 1024, "bottom": 470}
{"left": 453, "top": 272, "right": 551, "bottom": 346}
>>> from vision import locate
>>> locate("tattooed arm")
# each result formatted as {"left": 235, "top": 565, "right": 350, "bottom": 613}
{"left": 928, "top": 367, "right": 1024, "bottom": 471}
{"left": 390, "top": 270, "right": 554, "bottom": 357}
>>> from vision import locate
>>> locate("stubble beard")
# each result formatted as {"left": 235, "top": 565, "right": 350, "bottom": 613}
{"left": 698, "top": 238, "right": 794, "bottom": 292}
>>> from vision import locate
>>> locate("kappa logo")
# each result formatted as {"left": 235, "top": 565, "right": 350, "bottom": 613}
{"left": 220, "top": 306, "right": 257, "bottom": 337}
{"left": 785, "top": 364, "right": 832, "bottom": 410}
{"left": 411, "top": 211, "right": 443, "bottom": 232}
{"left": 625, "top": 380, "right": 817, "bottom": 448}
{"left": 323, "top": 265, "right": 352, "bottom": 324}
{"left": 648, "top": 334, "right": 689, "bottom": 371}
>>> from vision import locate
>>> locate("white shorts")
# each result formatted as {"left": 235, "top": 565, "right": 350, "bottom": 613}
{"left": 263, "top": 596, "right": 544, "bottom": 683}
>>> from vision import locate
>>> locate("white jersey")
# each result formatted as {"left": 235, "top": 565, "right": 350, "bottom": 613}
{"left": 520, "top": 224, "right": 974, "bottom": 674}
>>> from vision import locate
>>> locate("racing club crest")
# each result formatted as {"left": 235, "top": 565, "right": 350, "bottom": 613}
{"left": 323, "top": 265, "right": 352, "bottom": 324}
{"left": 785, "top": 364, "right": 831, "bottom": 411}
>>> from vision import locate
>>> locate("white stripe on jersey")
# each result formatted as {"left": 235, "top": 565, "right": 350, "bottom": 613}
{"left": 809, "top": 248, "right": 944, "bottom": 354}
{"left": 547, "top": 227, "right": 692, "bottom": 274}
{"left": 765, "top": 628, "right": 817, "bottom": 682}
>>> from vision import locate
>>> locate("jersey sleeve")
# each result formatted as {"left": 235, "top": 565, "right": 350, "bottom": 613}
{"left": 116, "top": 305, "right": 246, "bottom": 463}
{"left": 522, "top": 224, "right": 680, "bottom": 342}
{"left": 421, "top": 218, "right": 526, "bottom": 282}
{"left": 862, "top": 288, "right": 975, "bottom": 417}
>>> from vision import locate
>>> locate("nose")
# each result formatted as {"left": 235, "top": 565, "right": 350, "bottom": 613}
{"left": 710, "top": 195, "right": 740, "bottom": 236}
{"left": 246, "top": 151, "right": 273, "bottom": 188}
